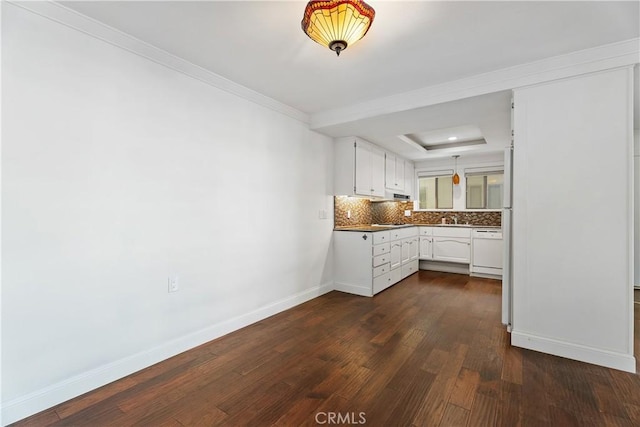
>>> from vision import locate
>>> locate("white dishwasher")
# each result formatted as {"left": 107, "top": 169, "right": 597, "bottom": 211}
{"left": 471, "top": 229, "right": 503, "bottom": 276}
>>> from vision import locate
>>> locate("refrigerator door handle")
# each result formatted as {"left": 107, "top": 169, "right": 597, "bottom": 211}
{"left": 501, "top": 208, "right": 512, "bottom": 329}
{"left": 503, "top": 146, "right": 513, "bottom": 208}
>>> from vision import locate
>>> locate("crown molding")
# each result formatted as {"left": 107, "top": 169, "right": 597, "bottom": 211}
{"left": 310, "top": 38, "right": 640, "bottom": 131}
{"left": 8, "top": 0, "right": 310, "bottom": 124}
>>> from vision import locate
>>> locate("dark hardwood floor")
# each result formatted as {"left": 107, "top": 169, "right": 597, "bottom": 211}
{"left": 13, "top": 271, "right": 640, "bottom": 426}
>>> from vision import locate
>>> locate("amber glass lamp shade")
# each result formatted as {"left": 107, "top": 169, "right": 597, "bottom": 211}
{"left": 301, "top": 0, "right": 375, "bottom": 56}
{"left": 452, "top": 155, "right": 460, "bottom": 185}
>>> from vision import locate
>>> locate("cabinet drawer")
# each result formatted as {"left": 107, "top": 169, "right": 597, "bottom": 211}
{"left": 372, "top": 243, "right": 390, "bottom": 256}
{"left": 399, "top": 226, "right": 418, "bottom": 239}
{"left": 420, "top": 227, "right": 434, "bottom": 236}
{"left": 373, "top": 253, "right": 390, "bottom": 267}
{"left": 402, "top": 260, "right": 419, "bottom": 278}
{"left": 373, "top": 263, "right": 391, "bottom": 278}
{"left": 373, "top": 272, "right": 392, "bottom": 294}
{"left": 433, "top": 227, "right": 471, "bottom": 238}
{"left": 373, "top": 231, "right": 390, "bottom": 245}
{"left": 390, "top": 229, "right": 403, "bottom": 241}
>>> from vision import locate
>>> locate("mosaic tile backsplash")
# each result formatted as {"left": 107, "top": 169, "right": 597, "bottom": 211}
{"left": 334, "top": 197, "right": 501, "bottom": 227}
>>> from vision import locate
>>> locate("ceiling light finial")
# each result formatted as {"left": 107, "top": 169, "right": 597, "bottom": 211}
{"left": 301, "top": 0, "right": 375, "bottom": 56}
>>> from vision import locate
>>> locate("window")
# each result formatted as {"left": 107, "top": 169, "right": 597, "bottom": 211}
{"left": 466, "top": 172, "right": 503, "bottom": 209}
{"left": 418, "top": 174, "right": 453, "bottom": 209}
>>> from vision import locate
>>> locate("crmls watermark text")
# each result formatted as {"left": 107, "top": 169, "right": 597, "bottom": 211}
{"left": 315, "top": 411, "right": 366, "bottom": 425}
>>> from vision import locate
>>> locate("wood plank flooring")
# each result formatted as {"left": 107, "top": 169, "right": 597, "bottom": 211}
{"left": 12, "top": 271, "right": 640, "bottom": 426}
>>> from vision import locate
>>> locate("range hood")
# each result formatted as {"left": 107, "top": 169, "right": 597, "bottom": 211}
{"left": 373, "top": 191, "right": 411, "bottom": 202}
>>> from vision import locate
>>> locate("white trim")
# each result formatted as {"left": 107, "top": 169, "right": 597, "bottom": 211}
{"left": 333, "top": 281, "right": 372, "bottom": 297}
{"left": 0, "top": 281, "right": 334, "bottom": 426}
{"left": 511, "top": 331, "right": 636, "bottom": 374}
{"left": 416, "top": 169, "right": 454, "bottom": 178}
{"left": 464, "top": 167, "right": 504, "bottom": 176}
{"left": 626, "top": 67, "right": 635, "bottom": 362}
{"left": 310, "top": 38, "right": 640, "bottom": 130}
{"left": 6, "top": 0, "right": 309, "bottom": 124}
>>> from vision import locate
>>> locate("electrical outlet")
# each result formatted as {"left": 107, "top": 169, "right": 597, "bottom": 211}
{"left": 318, "top": 209, "right": 327, "bottom": 219}
{"left": 168, "top": 275, "right": 179, "bottom": 293}
{"left": 347, "top": 210, "right": 351, "bottom": 219}
{"left": 404, "top": 210, "right": 411, "bottom": 217}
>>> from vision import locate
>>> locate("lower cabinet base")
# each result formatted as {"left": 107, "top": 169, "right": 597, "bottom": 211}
{"left": 470, "top": 265, "right": 503, "bottom": 278}
{"left": 419, "top": 260, "right": 470, "bottom": 275}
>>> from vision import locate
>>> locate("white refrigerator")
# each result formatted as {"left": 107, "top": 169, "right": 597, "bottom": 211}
{"left": 501, "top": 144, "right": 513, "bottom": 330}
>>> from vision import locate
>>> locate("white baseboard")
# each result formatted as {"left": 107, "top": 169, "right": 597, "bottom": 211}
{"left": 333, "top": 281, "right": 372, "bottom": 297}
{"left": 1, "top": 281, "right": 334, "bottom": 426}
{"left": 511, "top": 330, "right": 636, "bottom": 373}
{"left": 470, "top": 272, "right": 502, "bottom": 280}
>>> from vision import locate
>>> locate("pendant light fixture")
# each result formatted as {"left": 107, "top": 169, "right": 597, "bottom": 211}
{"left": 452, "top": 155, "right": 460, "bottom": 185}
{"left": 301, "top": 0, "right": 375, "bottom": 56}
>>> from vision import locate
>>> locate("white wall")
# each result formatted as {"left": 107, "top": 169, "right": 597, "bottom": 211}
{"left": 414, "top": 152, "right": 505, "bottom": 210}
{"left": 511, "top": 67, "right": 635, "bottom": 372}
{"left": 1, "top": 4, "right": 334, "bottom": 424}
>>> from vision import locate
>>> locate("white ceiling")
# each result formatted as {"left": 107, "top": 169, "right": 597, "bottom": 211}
{"left": 60, "top": 1, "right": 640, "bottom": 160}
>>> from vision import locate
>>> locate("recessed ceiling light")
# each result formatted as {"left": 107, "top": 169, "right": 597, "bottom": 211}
{"left": 448, "top": 136, "right": 458, "bottom": 141}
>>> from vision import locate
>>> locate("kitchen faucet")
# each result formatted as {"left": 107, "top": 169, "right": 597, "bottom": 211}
{"left": 452, "top": 216, "right": 458, "bottom": 225}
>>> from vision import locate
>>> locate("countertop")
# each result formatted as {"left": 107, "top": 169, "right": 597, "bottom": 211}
{"left": 334, "top": 224, "right": 501, "bottom": 232}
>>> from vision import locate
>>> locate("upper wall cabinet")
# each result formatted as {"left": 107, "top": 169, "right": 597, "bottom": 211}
{"left": 404, "top": 160, "right": 415, "bottom": 200}
{"left": 335, "top": 137, "right": 385, "bottom": 198}
{"left": 385, "top": 153, "right": 405, "bottom": 192}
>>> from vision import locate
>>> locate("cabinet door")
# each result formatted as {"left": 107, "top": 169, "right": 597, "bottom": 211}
{"left": 433, "top": 238, "right": 471, "bottom": 263}
{"left": 385, "top": 153, "right": 396, "bottom": 191}
{"left": 395, "top": 158, "right": 405, "bottom": 191}
{"left": 386, "top": 154, "right": 406, "bottom": 192}
{"left": 390, "top": 242, "right": 402, "bottom": 269}
{"left": 404, "top": 161, "right": 415, "bottom": 199}
{"left": 401, "top": 239, "right": 411, "bottom": 264}
{"left": 419, "top": 237, "right": 432, "bottom": 260}
{"left": 370, "top": 145, "right": 385, "bottom": 197}
{"left": 409, "top": 237, "right": 419, "bottom": 261}
{"left": 354, "top": 142, "right": 372, "bottom": 196}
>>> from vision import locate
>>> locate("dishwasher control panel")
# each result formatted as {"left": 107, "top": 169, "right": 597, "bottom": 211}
{"left": 472, "top": 229, "right": 503, "bottom": 239}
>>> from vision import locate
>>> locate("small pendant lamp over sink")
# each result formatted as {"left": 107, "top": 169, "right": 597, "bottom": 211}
{"left": 452, "top": 155, "right": 460, "bottom": 185}
{"left": 301, "top": 0, "right": 376, "bottom": 56}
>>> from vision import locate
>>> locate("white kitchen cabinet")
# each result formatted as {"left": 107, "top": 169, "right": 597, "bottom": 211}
{"left": 408, "top": 237, "right": 419, "bottom": 261}
{"left": 334, "top": 227, "right": 419, "bottom": 297}
{"left": 334, "top": 137, "right": 385, "bottom": 198}
{"left": 432, "top": 227, "right": 471, "bottom": 263}
{"left": 390, "top": 241, "right": 402, "bottom": 270}
{"left": 385, "top": 153, "right": 405, "bottom": 192}
{"left": 397, "top": 228, "right": 419, "bottom": 279}
{"left": 419, "top": 227, "right": 434, "bottom": 260}
{"left": 334, "top": 230, "right": 392, "bottom": 297}
{"left": 402, "top": 236, "right": 419, "bottom": 278}
{"left": 401, "top": 239, "right": 411, "bottom": 265}
{"left": 404, "top": 160, "right": 415, "bottom": 200}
